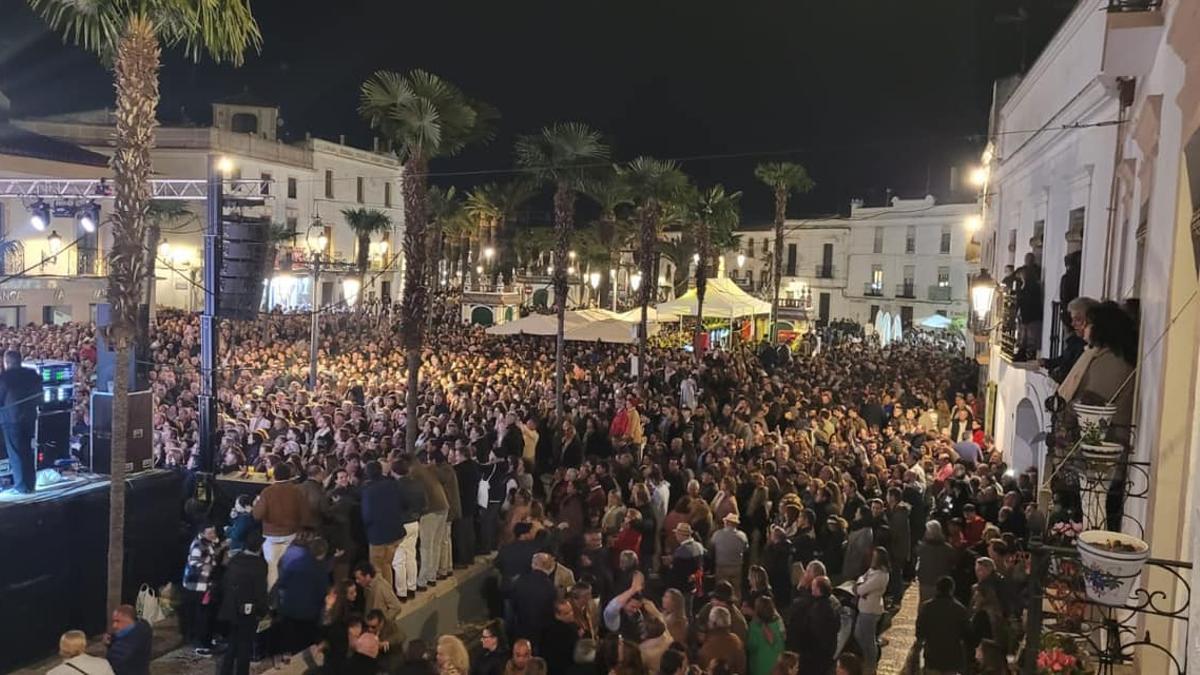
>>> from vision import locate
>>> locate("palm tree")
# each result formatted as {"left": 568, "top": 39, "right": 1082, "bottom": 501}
{"left": 515, "top": 123, "right": 609, "bottom": 418}
{"left": 581, "top": 174, "right": 634, "bottom": 308}
{"left": 754, "top": 161, "right": 814, "bottom": 340}
{"left": 341, "top": 208, "right": 392, "bottom": 302}
{"left": 427, "top": 186, "right": 465, "bottom": 290}
{"left": 360, "top": 70, "right": 493, "bottom": 453}
{"left": 619, "top": 157, "right": 689, "bottom": 384}
{"left": 691, "top": 185, "right": 741, "bottom": 355}
{"left": 28, "top": 0, "right": 260, "bottom": 616}
{"left": 465, "top": 180, "right": 537, "bottom": 285}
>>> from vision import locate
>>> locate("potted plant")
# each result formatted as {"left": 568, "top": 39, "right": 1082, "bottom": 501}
{"left": 1035, "top": 633, "right": 1088, "bottom": 675}
{"left": 1076, "top": 530, "right": 1150, "bottom": 606}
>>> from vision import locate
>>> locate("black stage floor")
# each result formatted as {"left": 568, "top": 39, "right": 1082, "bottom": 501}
{"left": 0, "top": 469, "right": 186, "bottom": 673}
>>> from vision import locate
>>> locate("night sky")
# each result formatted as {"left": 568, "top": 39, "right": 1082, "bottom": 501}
{"left": 0, "top": 0, "right": 1075, "bottom": 221}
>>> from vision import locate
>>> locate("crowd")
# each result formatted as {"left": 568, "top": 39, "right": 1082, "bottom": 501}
{"left": 20, "top": 288, "right": 1132, "bottom": 675}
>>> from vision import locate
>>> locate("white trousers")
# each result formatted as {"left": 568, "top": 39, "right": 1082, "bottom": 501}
{"left": 418, "top": 511, "right": 449, "bottom": 586}
{"left": 263, "top": 533, "right": 296, "bottom": 590}
{"left": 394, "top": 521, "right": 421, "bottom": 597}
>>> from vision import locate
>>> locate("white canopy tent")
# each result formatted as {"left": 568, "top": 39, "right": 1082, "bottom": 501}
{"left": 616, "top": 307, "right": 681, "bottom": 324}
{"left": 878, "top": 311, "right": 893, "bottom": 346}
{"left": 654, "top": 278, "right": 771, "bottom": 318}
{"left": 918, "top": 314, "right": 953, "bottom": 329}
{"left": 485, "top": 308, "right": 615, "bottom": 337}
{"left": 565, "top": 317, "right": 658, "bottom": 344}
{"left": 891, "top": 314, "right": 903, "bottom": 344}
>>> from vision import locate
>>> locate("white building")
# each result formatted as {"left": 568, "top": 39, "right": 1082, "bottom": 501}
{"left": 728, "top": 196, "right": 974, "bottom": 327}
{"left": 4, "top": 95, "right": 404, "bottom": 322}
{"left": 978, "top": 0, "right": 1200, "bottom": 668}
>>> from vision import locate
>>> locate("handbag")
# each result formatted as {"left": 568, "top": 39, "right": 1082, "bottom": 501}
{"left": 136, "top": 583, "right": 168, "bottom": 624}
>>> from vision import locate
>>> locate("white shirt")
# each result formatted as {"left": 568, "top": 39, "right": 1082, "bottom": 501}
{"left": 47, "top": 654, "right": 116, "bottom": 675}
{"left": 651, "top": 482, "right": 670, "bottom": 522}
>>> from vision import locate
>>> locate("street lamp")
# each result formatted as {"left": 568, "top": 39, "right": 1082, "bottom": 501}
{"left": 305, "top": 223, "right": 327, "bottom": 390}
{"left": 971, "top": 268, "right": 996, "bottom": 321}
{"left": 965, "top": 214, "right": 983, "bottom": 233}
{"left": 216, "top": 156, "right": 235, "bottom": 177}
{"left": 47, "top": 230, "right": 63, "bottom": 255}
{"left": 969, "top": 166, "right": 989, "bottom": 188}
{"left": 483, "top": 246, "right": 495, "bottom": 261}
{"left": 737, "top": 253, "right": 746, "bottom": 269}
{"left": 568, "top": 250, "right": 577, "bottom": 261}
{"left": 630, "top": 272, "right": 642, "bottom": 292}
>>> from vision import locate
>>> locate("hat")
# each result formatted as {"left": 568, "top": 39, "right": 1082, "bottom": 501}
{"left": 723, "top": 512, "right": 740, "bottom": 525}
{"left": 674, "top": 522, "right": 693, "bottom": 538}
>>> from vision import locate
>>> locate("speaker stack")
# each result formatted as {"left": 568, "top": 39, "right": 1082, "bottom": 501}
{"left": 218, "top": 196, "right": 272, "bottom": 321}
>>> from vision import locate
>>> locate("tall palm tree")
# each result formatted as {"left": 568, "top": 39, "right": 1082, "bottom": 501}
{"left": 28, "top": 0, "right": 260, "bottom": 616}
{"left": 515, "top": 123, "right": 609, "bottom": 419}
{"left": 691, "top": 185, "right": 741, "bottom": 356}
{"left": 619, "top": 157, "right": 688, "bottom": 384}
{"left": 581, "top": 174, "right": 633, "bottom": 309}
{"left": 427, "top": 186, "right": 463, "bottom": 290}
{"left": 465, "top": 180, "right": 537, "bottom": 285}
{"left": 360, "top": 70, "right": 493, "bottom": 453}
{"left": 341, "top": 207, "right": 392, "bottom": 300}
{"left": 754, "top": 161, "right": 814, "bottom": 340}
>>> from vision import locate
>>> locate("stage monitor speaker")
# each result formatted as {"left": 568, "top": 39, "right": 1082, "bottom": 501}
{"left": 35, "top": 407, "right": 71, "bottom": 469}
{"left": 218, "top": 211, "right": 270, "bottom": 321}
{"left": 95, "top": 303, "right": 150, "bottom": 392}
{"left": 89, "top": 390, "right": 153, "bottom": 474}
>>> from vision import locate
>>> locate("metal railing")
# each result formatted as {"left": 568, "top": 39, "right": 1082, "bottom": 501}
{"left": 863, "top": 282, "right": 884, "bottom": 297}
{"left": 814, "top": 264, "right": 835, "bottom": 279}
{"left": 896, "top": 282, "right": 915, "bottom": 299}
{"left": 1107, "top": 0, "right": 1163, "bottom": 11}
{"left": 999, "top": 290, "right": 1020, "bottom": 359}
{"left": 927, "top": 285, "right": 952, "bottom": 302}
{"left": 1048, "top": 300, "right": 1063, "bottom": 363}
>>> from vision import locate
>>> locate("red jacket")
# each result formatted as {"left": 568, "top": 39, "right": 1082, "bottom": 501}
{"left": 611, "top": 526, "right": 642, "bottom": 567}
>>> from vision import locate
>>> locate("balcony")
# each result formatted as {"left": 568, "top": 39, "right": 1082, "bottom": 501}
{"left": 814, "top": 264, "right": 835, "bottom": 279}
{"left": 1102, "top": 0, "right": 1164, "bottom": 78}
{"left": 895, "top": 282, "right": 916, "bottom": 299}
{"left": 927, "top": 285, "right": 952, "bottom": 302}
{"left": 1107, "top": 0, "right": 1161, "bottom": 10}
{"left": 863, "top": 282, "right": 884, "bottom": 298}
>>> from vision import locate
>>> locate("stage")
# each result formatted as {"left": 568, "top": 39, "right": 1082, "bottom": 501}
{"left": 0, "top": 468, "right": 187, "bottom": 673}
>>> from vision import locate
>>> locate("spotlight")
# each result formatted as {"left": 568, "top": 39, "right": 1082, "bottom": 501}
{"left": 47, "top": 230, "right": 63, "bottom": 255}
{"left": 78, "top": 201, "right": 100, "bottom": 233}
{"left": 29, "top": 200, "right": 50, "bottom": 231}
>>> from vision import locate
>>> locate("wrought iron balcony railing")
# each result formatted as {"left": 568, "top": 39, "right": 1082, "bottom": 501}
{"left": 895, "top": 282, "right": 915, "bottom": 299}
{"left": 814, "top": 264, "right": 835, "bottom": 279}
{"left": 927, "top": 284, "right": 952, "bottom": 302}
{"left": 863, "top": 282, "right": 884, "bottom": 297}
{"left": 1107, "top": 0, "right": 1162, "bottom": 11}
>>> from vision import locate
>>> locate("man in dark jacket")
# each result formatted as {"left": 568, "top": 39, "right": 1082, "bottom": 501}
{"left": 361, "top": 460, "right": 406, "bottom": 597}
{"left": 451, "top": 445, "right": 481, "bottom": 567}
{"left": 219, "top": 534, "right": 269, "bottom": 675}
{"left": 106, "top": 605, "right": 152, "bottom": 675}
{"left": 510, "top": 552, "right": 558, "bottom": 648}
{"left": 916, "top": 576, "right": 972, "bottom": 674}
{"left": 0, "top": 349, "right": 42, "bottom": 495}
{"left": 391, "top": 457, "right": 426, "bottom": 600}
{"left": 794, "top": 576, "right": 840, "bottom": 675}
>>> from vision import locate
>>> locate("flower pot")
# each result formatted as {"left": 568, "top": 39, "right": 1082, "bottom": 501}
{"left": 1076, "top": 530, "right": 1149, "bottom": 606}
{"left": 1079, "top": 441, "right": 1123, "bottom": 462}
{"left": 1074, "top": 403, "right": 1117, "bottom": 441}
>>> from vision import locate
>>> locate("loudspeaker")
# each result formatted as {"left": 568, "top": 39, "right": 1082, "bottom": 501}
{"left": 218, "top": 207, "right": 270, "bottom": 321}
{"left": 35, "top": 407, "right": 71, "bottom": 469}
{"left": 89, "top": 390, "right": 153, "bottom": 474}
{"left": 95, "top": 303, "right": 150, "bottom": 392}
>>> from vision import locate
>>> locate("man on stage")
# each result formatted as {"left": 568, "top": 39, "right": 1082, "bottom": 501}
{"left": 0, "top": 350, "right": 42, "bottom": 495}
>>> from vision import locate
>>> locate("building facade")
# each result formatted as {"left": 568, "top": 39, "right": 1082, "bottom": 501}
{"left": 6, "top": 97, "right": 404, "bottom": 323}
{"left": 728, "top": 196, "right": 974, "bottom": 327}
{"left": 977, "top": 0, "right": 1200, "bottom": 668}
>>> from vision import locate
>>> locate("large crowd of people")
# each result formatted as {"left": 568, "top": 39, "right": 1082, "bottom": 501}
{"left": 19, "top": 290, "right": 1117, "bottom": 675}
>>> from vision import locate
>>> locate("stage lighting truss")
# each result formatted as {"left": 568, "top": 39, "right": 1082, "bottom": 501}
{"left": 0, "top": 177, "right": 272, "bottom": 201}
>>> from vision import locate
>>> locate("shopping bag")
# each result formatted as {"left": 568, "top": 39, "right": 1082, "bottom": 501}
{"left": 136, "top": 583, "right": 168, "bottom": 624}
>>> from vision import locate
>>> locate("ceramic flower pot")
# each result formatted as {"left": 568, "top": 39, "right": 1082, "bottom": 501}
{"left": 1076, "top": 530, "right": 1149, "bottom": 606}
{"left": 1074, "top": 403, "right": 1117, "bottom": 442}
{"left": 1079, "top": 441, "right": 1123, "bottom": 462}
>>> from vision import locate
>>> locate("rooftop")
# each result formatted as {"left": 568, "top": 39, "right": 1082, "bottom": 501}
{"left": 0, "top": 122, "right": 109, "bottom": 168}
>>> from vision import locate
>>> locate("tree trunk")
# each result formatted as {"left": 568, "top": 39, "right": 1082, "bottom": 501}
{"left": 402, "top": 154, "right": 430, "bottom": 454}
{"left": 694, "top": 225, "right": 709, "bottom": 359}
{"left": 637, "top": 205, "right": 657, "bottom": 386}
{"left": 770, "top": 189, "right": 787, "bottom": 343}
{"left": 552, "top": 183, "right": 574, "bottom": 420}
{"left": 106, "top": 15, "right": 159, "bottom": 617}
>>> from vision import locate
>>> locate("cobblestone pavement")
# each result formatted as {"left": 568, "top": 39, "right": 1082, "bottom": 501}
{"left": 877, "top": 582, "right": 920, "bottom": 675}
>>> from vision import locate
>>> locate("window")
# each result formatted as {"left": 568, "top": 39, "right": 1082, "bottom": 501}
{"left": 356, "top": 177, "right": 365, "bottom": 203}
{"left": 905, "top": 225, "right": 915, "bottom": 253}
{"left": 786, "top": 243, "right": 797, "bottom": 276}
{"left": 747, "top": 238, "right": 755, "bottom": 258}
{"left": 1069, "top": 207, "right": 1086, "bottom": 233}
{"left": 287, "top": 177, "right": 297, "bottom": 199}
{"left": 384, "top": 182, "right": 392, "bottom": 208}
{"left": 940, "top": 226, "right": 951, "bottom": 254}
{"left": 260, "top": 172, "right": 272, "bottom": 196}
{"left": 903, "top": 265, "right": 915, "bottom": 283}
{"left": 325, "top": 170, "right": 334, "bottom": 199}
{"left": 760, "top": 269, "right": 769, "bottom": 287}
{"left": 286, "top": 216, "right": 298, "bottom": 237}
{"left": 873, "top": 227, "right": 884, "bottom": 254}
{"left": 937, "top": 266, "right": 950, "bottom": 286}
{"left": 230, "top": 113, "right": 258, "bottom": 134}
{"left": 871, "top": 264, "right": 883, "bottom": 289}
{"left": 870, "top": 305, "right": 880, "bottom": 323}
